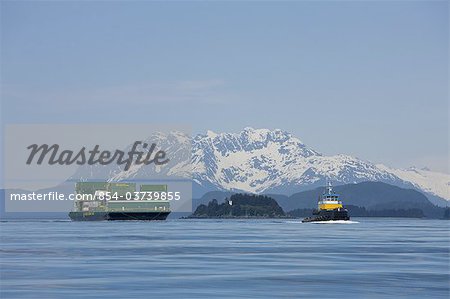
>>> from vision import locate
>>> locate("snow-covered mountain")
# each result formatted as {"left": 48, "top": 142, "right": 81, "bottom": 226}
{"left": 69, "top": 127, "right": 449, "bottom": 205}
{"left": 193, "top": 128, "right": 397, "bottom": 192}
{"left": 376, "top": 165, "right": 449, "bottom": 201}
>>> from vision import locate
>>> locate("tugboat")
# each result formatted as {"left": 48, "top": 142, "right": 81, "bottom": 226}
{"left": 302, "top": 182, "right": 350, "bottom": 223}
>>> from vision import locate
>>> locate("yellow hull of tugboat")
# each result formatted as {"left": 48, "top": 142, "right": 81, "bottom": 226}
{"left": 319, "top": 203, "right": 343, "bottom": 210}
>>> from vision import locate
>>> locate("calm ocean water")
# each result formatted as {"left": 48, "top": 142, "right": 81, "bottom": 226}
{"left": 1, "top": 218, "right": 449, "bottom": 299}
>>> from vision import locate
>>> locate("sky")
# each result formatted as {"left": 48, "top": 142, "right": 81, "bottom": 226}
{"left": 1, "top": 1, "right": 448, "bottom": 173}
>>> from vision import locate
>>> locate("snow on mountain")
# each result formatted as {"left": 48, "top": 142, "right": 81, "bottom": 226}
{"left": 192, "top": 127, "right": 405, "bottom": 195}
{"left": 376, "top": 165, "right": 449, "bottom": 201}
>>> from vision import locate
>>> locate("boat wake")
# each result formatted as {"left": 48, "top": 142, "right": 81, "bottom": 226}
{"left": 309, "top": 220, "right": 359, "bottom": 224}
{"left": 285, "top": 220, "right": 359, "bottom": 224}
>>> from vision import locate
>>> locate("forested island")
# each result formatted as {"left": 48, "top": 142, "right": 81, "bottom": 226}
{"left": 189, "top": 194, "right": 288, "bottom": 218}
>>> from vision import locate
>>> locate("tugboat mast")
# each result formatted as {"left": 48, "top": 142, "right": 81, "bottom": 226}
{"left": 326, "top": 181, "right": 333, "bottom": 195}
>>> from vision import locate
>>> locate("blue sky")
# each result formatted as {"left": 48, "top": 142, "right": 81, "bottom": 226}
{"left": 1, "top": 1, "right": 448, "bottom": 172}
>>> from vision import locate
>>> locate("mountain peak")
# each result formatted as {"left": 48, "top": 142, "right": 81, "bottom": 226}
{"left": 206, "top": 130, "right": 218, "bottom": 138}
{"left": 242, "top": 127, "right": 282, "bottom": 143}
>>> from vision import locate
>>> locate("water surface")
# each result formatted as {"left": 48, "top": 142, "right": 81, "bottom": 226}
{"left": 1, "top": 218, "right": 449, "bottom": 298}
